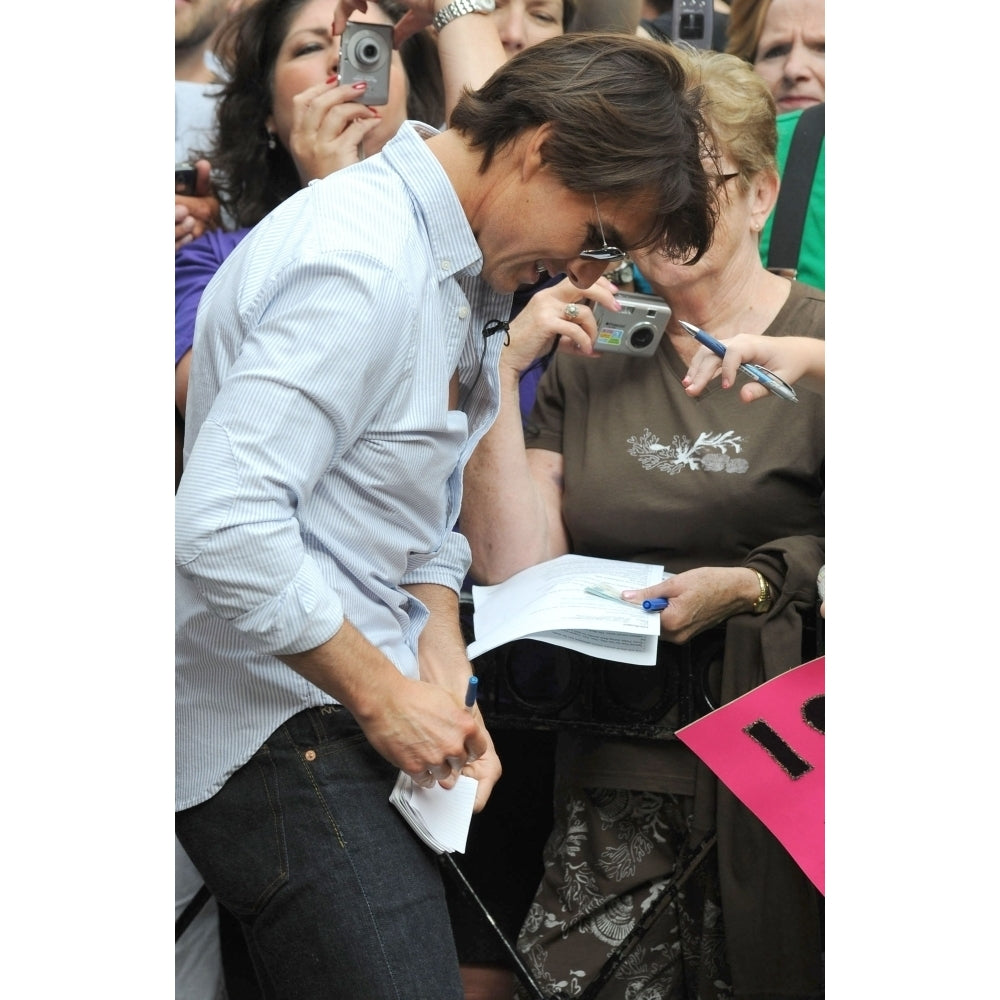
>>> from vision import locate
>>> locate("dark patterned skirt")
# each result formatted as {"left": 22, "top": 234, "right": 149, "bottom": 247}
{"left": 515, "top": 785, "right": 733, "bottom": 1000}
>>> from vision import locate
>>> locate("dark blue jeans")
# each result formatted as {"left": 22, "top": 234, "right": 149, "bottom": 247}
{"left": 176, "top": 704, "right": 464, "bottom": 1000}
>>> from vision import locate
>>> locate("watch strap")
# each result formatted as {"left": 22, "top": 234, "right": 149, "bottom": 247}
{"left": 751, "top": 569, "right": 772, "bottom": 614}
{"left": 432, "top": 0, "right": 494, "bottom": 32}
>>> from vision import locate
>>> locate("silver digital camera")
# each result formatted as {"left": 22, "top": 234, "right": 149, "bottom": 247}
{"left": 339, "top": 21, "right": 392, "bottom": 105}
{"left": 592, "top": 292, "right": 671, "bottom": 358}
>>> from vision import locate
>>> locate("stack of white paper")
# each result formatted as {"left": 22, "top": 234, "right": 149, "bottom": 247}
{"left": 466, "top": 554, "right": 667, "bottom": 666}
{"left": 389, "top": 771, "right": 478, "bottom": 854}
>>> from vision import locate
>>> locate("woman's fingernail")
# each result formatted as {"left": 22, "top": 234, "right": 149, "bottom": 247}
{"left": 621, "top": 590, "right": 636, "bottom": 600}
{"left": 352, "top": 81, "right": 367, "bottom": 90}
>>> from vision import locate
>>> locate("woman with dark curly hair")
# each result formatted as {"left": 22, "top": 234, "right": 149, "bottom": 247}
{"left": 206, "top": 0, "right": 444, "bottom": 229}
{"left": 175, "top": 0, "right": 457, "bottom": 487}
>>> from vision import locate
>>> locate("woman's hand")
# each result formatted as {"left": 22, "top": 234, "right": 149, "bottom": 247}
{"left": 287, "top": 78, "right": 384, "bottom": 184}
{"left": 622, "top": 565, "right": 762, "bottom": 644}
{"left": 503, "top": 274, "right": 620, "bottom": 374}
{"left": 332, "top": 0, "right": 437, "bottom": 48}
{"left": 683, "top": 333, "right": 825, "bottom": 402}
{"left": 175, "top": 160, "right": 220, "bottom": 251}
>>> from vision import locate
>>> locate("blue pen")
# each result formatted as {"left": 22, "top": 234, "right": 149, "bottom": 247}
{"left": 642, "top": 597, "right": 669, "bottom": 612}
{"left": 679, "top": 320, "right": 798, "bottom": 403}
{"left": 464, "top": 675, "right": 479, "bottom": 709}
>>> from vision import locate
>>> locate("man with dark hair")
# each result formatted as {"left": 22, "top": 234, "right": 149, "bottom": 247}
{"left": 176, "top": 21, "right": 713, "bottom": 1000}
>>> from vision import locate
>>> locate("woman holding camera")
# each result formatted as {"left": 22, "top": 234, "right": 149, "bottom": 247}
{"left": 461, "top": 47, "right": 824, "bottom": 1000}
{"left": 175, "top": 0, "right": 454, "bottom": 459}
{"left": 175, "top": 1, "right": 526, "bottom": 491}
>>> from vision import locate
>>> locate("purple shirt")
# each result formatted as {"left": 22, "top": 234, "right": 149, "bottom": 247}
{"left": 175, "top": 227, "right": 250, "bottom": 364}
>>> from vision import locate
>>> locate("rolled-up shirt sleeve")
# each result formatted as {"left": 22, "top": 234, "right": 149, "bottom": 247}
{"left": 401, "top": 529, "right": 471, "bottom": 594}
{"left": 176, "top": 253, "right": 414, "bottom": 657}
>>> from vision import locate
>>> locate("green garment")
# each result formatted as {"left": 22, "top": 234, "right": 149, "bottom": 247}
{"left": 759, "top": 107, "right": 826, "bottom": 290}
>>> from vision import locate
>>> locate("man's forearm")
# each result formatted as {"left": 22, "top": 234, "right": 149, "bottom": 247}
{"left": 403, "top": 582, "right": 473, "bottom": 699}
{"left": 279, "top": 617, "right": 407, "bottom": 726}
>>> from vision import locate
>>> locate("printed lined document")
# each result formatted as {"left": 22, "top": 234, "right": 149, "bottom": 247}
{"left": 390, "top": 771, "right": 478, "bottom": 854}
{"left": 466, "top": 554, "right": 669, "bottom": 666}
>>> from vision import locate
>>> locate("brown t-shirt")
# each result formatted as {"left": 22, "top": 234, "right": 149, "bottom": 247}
{"left": 526, "top": 280, "right": 825, "bottom": 791}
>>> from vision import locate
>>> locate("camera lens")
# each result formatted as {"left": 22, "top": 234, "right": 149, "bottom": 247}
{"left": 629, "top": 326, "right": 654, "bottom": 349}
{"left": 358, "top": 40, "right": 381, "bottom": 65}
{"left": 346, "top": 29, "right": 386, "bottom": 67}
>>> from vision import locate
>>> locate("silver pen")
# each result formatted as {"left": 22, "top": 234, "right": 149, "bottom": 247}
{"left": 679, "top": 320, "right": 798, "bottom": 403}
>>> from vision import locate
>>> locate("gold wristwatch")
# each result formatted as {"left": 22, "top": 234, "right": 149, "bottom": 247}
{"left": 751, "top": 570, "right": 773, "bottom": 614}
{"left": 432, "top": 0, "right": 496, "bottom": 32}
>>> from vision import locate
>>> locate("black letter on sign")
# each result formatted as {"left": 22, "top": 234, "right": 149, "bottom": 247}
{"left": 802, "top": 694, "right": 824, "bottom": 734}
{"left": 743, "top": 719, "right": 813, "bottom": 779}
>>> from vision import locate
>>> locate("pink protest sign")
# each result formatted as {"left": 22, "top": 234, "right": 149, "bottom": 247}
{"left": 676, "top": 656, "right": 824, "bottom": 894}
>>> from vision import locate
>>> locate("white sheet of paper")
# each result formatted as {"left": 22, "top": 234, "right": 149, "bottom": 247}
{"left": 467, "top": 554, "right": 666, "bottom": 665}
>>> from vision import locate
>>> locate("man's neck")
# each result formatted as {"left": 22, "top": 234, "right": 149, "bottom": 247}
{"left": 176, "top": 44, "right": 216, "bottom": 84}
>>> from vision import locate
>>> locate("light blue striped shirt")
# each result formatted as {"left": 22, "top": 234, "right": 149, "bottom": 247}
{"left": 175, "top": 123, "right": 512, "bottom": 809}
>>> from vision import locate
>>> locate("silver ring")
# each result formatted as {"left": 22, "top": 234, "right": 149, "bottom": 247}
{"left": 564, "top": 303, "right": 580, "bottom": 319}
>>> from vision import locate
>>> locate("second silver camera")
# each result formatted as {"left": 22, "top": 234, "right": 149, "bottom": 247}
{"left": 592, "top": 293, "right": 671, "bottom": 358}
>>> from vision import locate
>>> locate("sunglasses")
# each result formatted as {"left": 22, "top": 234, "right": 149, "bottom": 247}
{"left": 579, "top": 194, "right": 627, "bottom": 263}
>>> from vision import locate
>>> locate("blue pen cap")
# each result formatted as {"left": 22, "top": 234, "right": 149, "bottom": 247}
{"left": 464, "top": 675, "right": 479, "bottom": 707}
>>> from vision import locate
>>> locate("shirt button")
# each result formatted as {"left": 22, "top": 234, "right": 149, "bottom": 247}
{"left": 440, "top": 258, "right": 451, "bottom": 271}
{"left": 458, "top": 305, "right": 470, "bottom": 319}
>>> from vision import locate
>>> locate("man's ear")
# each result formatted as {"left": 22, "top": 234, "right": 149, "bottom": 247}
{"left": 520, "top": 122, "right": 555, "bottom": 182}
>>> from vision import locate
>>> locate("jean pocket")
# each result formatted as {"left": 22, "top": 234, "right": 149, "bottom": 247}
{"left": 176, "top": 744, "right": 289, "bottom": 918}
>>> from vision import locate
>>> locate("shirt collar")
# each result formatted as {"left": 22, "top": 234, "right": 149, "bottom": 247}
{"left": 380, "top": 122, "right": 484, "bottom": 282}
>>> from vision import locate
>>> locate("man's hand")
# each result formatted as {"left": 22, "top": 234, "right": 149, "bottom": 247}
{"left": 404, "top": 581, "right": 502, "bottom": 809}
{"left": 280, "top": 616, "right": 501, "bottom": 808}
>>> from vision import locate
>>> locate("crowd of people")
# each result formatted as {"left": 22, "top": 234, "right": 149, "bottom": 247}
{"left": 175, "top": 2, "right": 825, "bottom": 998}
